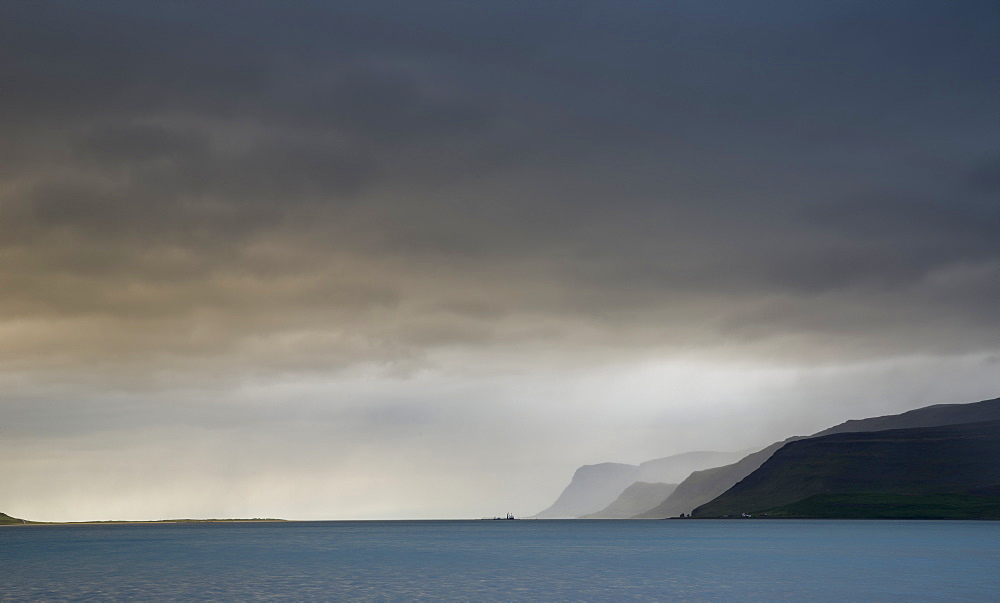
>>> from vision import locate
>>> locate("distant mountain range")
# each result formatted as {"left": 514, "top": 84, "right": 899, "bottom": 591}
{"left": 537, "top": 395, "right": 1000, "bottom": 520}
{"left": 8, "top": 396, "right": 1000, "bottom": 523}
{"left": 532, "top": 450, "right": 747, "bottom": 518}
{"left": 633, "top": 442, "right": 787, "bottom": 519}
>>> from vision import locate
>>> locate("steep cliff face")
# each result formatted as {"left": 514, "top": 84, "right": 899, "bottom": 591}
{"left": 636, "top": 396, "right": 1000, "bottom": 518}
{"left": 533, "top": 463, "right": 638, "bottom": 519}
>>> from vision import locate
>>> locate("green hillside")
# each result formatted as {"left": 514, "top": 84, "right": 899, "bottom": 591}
{"left": 0, "top": 512, "right": 29, "bottom": 525}
{"left": 637, "top": 396, "right": 1000, "bottom": 518}
{"left": 763, "top": 492, "right": 1000, "bottom": 519}
{"left": 692, "top": 419, "right": 1000, "bottom": 518}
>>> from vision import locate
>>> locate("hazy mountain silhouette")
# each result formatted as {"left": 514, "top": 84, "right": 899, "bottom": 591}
{"left": 632, "top": 451, "right": 749, "bottom": 484}
{"left": 532, "top": 450, "right": 745, "bottom": 518}
{"left": 634, "top": 443, "right": 781, "bottom": 518}
{"left": 692, "top": 419, "right": 1000, "bottom": 518}
{"left": 532, "top": 463, "right": 636, "bottom": 519}
{"left": 635, "top": 396, "right": 1000, "bottom": 518}
{"left": 582, "top": 482, "right": 678, "bottom": 519}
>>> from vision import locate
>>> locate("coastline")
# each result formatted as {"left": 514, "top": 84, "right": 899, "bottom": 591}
{"left": 1, "top": 518, "right": 286, "bottom": 527}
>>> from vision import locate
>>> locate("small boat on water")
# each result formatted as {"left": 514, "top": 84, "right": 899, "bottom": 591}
{"left": 484, "top": 513, "right": 518, "bottom": 520}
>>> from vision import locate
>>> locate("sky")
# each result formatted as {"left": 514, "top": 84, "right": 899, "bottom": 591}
{"left": 1, "top": 0, "right": 999, "bottom": 521}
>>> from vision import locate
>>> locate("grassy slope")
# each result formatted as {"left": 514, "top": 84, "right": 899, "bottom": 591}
{"left": 693, "top": 419, "right": 1000, "bottom": 518}
{"left": 637, "top": 396, "right": 1000, "bottom": 518}
{"left": 763, "top": 492, "right": 1000, "bottom": 519}
{"left": 0, "top": 512, "right": 31, "bottom": 525}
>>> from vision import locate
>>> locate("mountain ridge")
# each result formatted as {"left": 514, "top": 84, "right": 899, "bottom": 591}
{"left": 532, "top": 450, "right": 747, "bottom": 518}
{"left": 582, "top": 482, "right": 678, "bottom": 519}
{"left": 692, "top": 418, "right": 1000, "bottom": 518}
{"left": 635, "top": 396, "right": 1000, "bottom": 518}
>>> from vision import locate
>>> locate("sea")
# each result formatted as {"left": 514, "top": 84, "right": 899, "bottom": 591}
{"left": 3, "top": 519, "right": 999, "bottom": 600}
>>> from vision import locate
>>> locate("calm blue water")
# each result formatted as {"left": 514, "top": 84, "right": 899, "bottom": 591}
{"left": 3, "top": 520, "right": 999, "bottom": 600}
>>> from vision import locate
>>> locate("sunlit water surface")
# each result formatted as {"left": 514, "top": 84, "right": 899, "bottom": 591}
{"left": 3, "top": 519, "right": 999, "bottom": 600}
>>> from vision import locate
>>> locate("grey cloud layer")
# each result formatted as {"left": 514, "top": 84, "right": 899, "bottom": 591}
{"left": 1, "top": 0, "right": 998, "bottom": 380}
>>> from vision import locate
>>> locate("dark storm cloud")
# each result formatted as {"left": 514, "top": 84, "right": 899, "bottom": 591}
{"left": 3, "top": 0, "right": 999, "bottom": 522}
{"left": 0, "top": 0, "right": 997, "bottom": 377}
